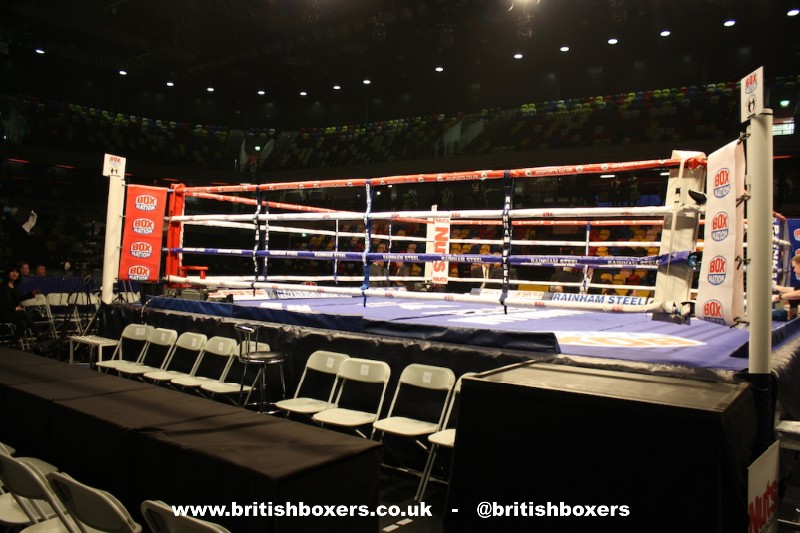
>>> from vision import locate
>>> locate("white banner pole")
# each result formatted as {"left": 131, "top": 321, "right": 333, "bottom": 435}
{"left": 748, "top": 109, "right": 774, "bottom": 375}
{"left": 101, "top": 154, "right": 127, "bottom": 305}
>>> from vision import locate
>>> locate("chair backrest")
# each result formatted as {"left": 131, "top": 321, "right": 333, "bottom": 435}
{"left": 166, "top": 332, "right": 208, "bottom": 374}
{"left": 141, "top": 499, "right": 231, "bottom": 533}
{"left": 0, "top": 452, "right": 70, "bottom": 526}
{"left": 383, "top": 364, "right": 456, "bottom": 423}
{"left": 336, "top": 358, "right": 391, "bottom": 384}
{"left": 306, "top": 350, "right": 350, "bottom": 374}
{"left": 48, "top": 471, "right": 142, "bottom": 533}
{"left": 397, "top": 363, "right": 456, "bottom": 391}
{"left": 46, "top": 292, "right": 69, "bottom": 309}
{"left": 138, "top": 328, "right": 178, "bottom": 369}
{"left": 111, "top": 324, "right": 154, "bottom": 363}
{"left": 331, "top": 358, "right": 391, "bottom": 414}
{"left": 294, "top": 351, "right": 350, "bottom": 398}
{"left": 191, "top": 336, "right": 237, "bottom": 381}
{"left": 438, "top": 372, "right": 478, "bottom": 430}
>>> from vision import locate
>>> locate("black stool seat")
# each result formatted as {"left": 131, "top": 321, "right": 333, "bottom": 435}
{"left": 240, "top": 351, "right": 286, "bottom": 364}
{"left": 238, "top": 350, "right": 287, "bottom": 413}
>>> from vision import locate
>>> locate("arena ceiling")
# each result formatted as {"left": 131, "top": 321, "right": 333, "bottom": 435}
{"left": 1, "top": 0, "right": 799, "bottom": 127}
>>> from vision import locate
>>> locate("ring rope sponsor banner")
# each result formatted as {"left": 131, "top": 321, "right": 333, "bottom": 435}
{"left": 696, "top": 140, "right": 745, "bottom": 325}
{"left": 168, "top": 247, "right": 689, "bottom": 269}
{"left": 168, "top": 204, "right": 699, "bottom": 224}
{"left": 119, "top": 185, "right": 168, "bottom": 282}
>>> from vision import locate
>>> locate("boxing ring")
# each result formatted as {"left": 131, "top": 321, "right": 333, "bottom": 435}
{"left": 98, "top": 146, "right": 799, "bottom": 401}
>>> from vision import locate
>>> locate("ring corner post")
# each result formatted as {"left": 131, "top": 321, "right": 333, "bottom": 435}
{"left": 100, "top": 157, "right": 126, "bottom": 306}
{"left": 165, "top": 184, "right": 187, "bottom": 281}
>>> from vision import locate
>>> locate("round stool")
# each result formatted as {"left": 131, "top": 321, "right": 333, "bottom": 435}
{"left": 238, "top": 350, "right": 287, "bottom": 413}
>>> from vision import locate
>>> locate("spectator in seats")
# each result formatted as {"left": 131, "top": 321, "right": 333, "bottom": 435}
{"left": 628, "top": 176, "right": 640, "bottom": 206}
{"left": 551, "top": 266, "right": 582, "bottom": 293}
{"left": 392, "top": 260, "right": 415, "bottom": 291}
{"left": 16, "top": 261, "right": 31, "bottom": 277}
{"left": 34, "top": 263, "right": 47, "bottom": 277}
{"left": 1, "top": 265, "right": 40, "bottom": 342}
{"left": 369, "top": 242, "right": 389, "bottom": 287}
{"left": 609, "top": 176, "right": 622, "bottom": 206}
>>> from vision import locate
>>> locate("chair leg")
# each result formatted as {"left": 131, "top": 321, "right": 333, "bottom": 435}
{"left": 415, "top": 444, "right": 440, "bottom": 503}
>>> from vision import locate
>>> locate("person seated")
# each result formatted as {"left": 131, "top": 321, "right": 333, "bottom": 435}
{"left": 16, "top": 261, "right": 31, "bottom": 277}
{"left": 369, "top": 243, "right": 389, "bottom": 287}
{"left": 551, "top": 266, "right": 582, "bottom": 293}
{"left": 0, "top": 266, "right": 41, "bottom": 343}
{"left": 34, "top": 263, "right": 47, "bottom": 277}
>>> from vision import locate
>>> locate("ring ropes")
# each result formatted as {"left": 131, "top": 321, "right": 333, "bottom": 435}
{"left": 165, "top": 157, "right": 712, "bottom": 313}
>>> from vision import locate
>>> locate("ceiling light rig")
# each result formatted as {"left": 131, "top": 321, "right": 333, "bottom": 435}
{"left": 607, "top": 38, "right": 619, "bottom": 45}
{"left": 723, "top": 19, "right": 736, "bottom": 27}
{"left": 513, "top": 53, "right": 523, "bottom": 59}
{"left": 166, "top": 81, "right": 174, "bottom": 87}
{"left": 789, "top": 9, "right": 799, "bottom": 16}
{"left": 559, "top": 46, "right": 569, "bottom": 52}
{"left": 660, "top": 30, "right": 671, "bottom": 37}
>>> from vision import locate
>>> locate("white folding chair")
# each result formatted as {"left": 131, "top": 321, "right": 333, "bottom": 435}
{"left": 199, "top": 341, "right": 271, "bottom": 404}
{"left": 114, "top": 328, "right": 179, "bottom": 379}
{"left": 143, "top": 332, "right": 207, "bottom": 385}
{"left": 170, "top": 336, "right": 237, "bottom": 392}
{"left": 275, "top": 351, "right": 350, "bottom": 417}
{"left": 0, "top": 452, "right": 71, "bottom": 531}
{"left": 95, "top": 324, "right": 154, "bottom": 373}
{"left": 141, "top": 500, "right": 230, "bottom": 533}
{"left": 414, "top": 372, "right": 477, "bottom": 502}
{"left": 47, "top": 471, "right": 142, "bottom": 533}
{"left": 373, "top": 363, "right": 456, "bottom": 441}
{"left": 312, "top": 358, "right": 391, "bottom": 438}
{"left": 21, "top": 294, "right": 57, "bottom": 340}
{"left": 46, "top": 293, "right": 73, "bottom": 334}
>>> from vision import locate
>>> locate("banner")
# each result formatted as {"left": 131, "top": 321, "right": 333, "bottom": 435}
{"left": 748, "top": 441, "right": 779, "bottom": 533}
{"left": 425, "top": 212, "right": 451, "bottom": 285}
{"left": 118, "top": 185, "right": 168, "bottom": 282}
{"left": 696, "top": 140, "right": 745, "bottom": 325}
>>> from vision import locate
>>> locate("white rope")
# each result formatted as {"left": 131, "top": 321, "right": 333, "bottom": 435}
{"left": 169, "top": 205, "right": 698, "bottom": 224}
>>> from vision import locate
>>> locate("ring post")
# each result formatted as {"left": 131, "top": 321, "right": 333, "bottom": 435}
{"left": 100, "top": 155, "right": 126, "bottom": 305}
{"left": 747, "top": 108, "right": 773, "bottom": 375}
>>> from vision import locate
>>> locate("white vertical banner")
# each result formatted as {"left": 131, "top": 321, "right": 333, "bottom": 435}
{"left": 101, "top": 153, "right": 127, "bottom": 305}
{"left": 747, "top": 441, "right": 779, "bottom": 533}
{"left": 428, "top": 215, "right": 451, "bottom": 285}
{"left": 696, "top": 140, "right": 745, "bottom": 325}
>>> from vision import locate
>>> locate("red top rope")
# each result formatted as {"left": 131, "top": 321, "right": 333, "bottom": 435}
{"left": 178, "top": 157, "right": 707, "bottom": 195}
